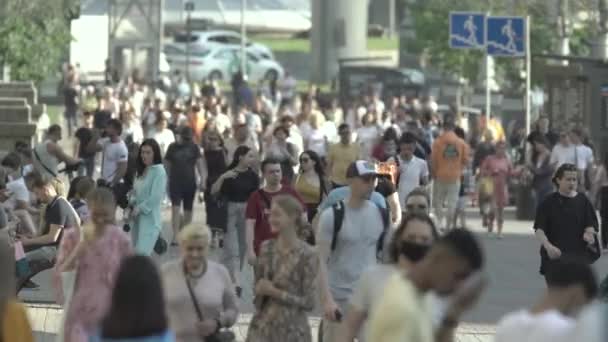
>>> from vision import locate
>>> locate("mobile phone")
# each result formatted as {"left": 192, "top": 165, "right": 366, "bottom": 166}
{"left": 334, "top": 309, "right": 343, "bottom": 322}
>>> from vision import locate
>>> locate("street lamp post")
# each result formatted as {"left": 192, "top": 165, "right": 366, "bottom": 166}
{"left": 185, "top": 1, "right": 194, "bottom": 82}
{"left": 240, "top": 0, "right": 247, "bottom": 78}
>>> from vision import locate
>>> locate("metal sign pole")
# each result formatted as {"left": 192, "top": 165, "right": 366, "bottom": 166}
{"left": 185, "top": 5, "right": 192, "bottom": 82}
{"left": 525, "top": 15, "right": 531, "bottom": 136}
{"left": 486, "top": 54, "right": 491, "bottom": 123}
{"left": 240, "top": 0, "right": 247, "bottom": 77}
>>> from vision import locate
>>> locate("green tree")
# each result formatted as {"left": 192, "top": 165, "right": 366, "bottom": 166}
{"left": 0, "top": 0, "right": 74, "bottom": 82}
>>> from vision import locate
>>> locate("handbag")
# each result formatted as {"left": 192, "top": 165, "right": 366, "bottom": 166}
{"left": 183, "top": 264, "right": 235, "bottom": 342}
{"left": 585, "top": 233, "right": 601, "bottom": 264}
{"left": 56, "top": 201, "right": 83, "bottom": 342}
{"left": 154, "top": 234, "right": 168, "bottom": 255}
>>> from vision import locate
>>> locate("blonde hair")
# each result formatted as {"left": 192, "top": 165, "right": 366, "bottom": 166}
{"left": 272, "top": 194, "right": 307, "bottom": 229}
{"left": 86, "top": 187, "right": 116, "bottom": 224}
{"left": 178, "top": 224, "right": 211, "bottom": 245}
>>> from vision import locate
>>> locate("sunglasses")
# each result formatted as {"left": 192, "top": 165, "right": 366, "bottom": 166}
{"left": 406, "top": 204, "right": 428, "bottom": 210}
{"left": 360, "top": 174, "right": 377, "bottom": 182}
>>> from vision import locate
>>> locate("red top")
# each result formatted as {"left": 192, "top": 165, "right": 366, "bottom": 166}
{"left": 246, "top": 185, "right": 305, "bottom": 254}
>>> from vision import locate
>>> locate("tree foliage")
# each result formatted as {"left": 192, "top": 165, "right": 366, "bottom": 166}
{"left": 405, "top": 0, "right": 596, "bottom": 87}
{"left": 0, "top": 0, "right": 74, "bottom": 82}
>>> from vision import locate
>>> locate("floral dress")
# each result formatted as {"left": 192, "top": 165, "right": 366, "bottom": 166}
{"left": 481, "top": 154, "right": 513, "bottom": 208}
{"left": 54, "top": 225, "right": 132, "bottom": 342}
{"left": 246, "top": 239, "right": 319, "bottom": 342}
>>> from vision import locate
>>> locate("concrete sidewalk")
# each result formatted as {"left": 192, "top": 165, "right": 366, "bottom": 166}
{"left": 26, "top": 304, "right": 496, "bottom": 342}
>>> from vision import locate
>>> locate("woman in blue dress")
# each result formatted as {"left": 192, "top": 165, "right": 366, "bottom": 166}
{"left": 130, "top": 139, "right": 167, "bottom": 255}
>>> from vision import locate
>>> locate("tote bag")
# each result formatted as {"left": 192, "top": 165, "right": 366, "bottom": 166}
{"left": 56, "top": 198, "right": 82, "bottom": 342}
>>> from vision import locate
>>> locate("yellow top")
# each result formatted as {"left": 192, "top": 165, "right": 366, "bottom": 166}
{"left": 2, "top": 300, "right": 34, "bottom": 342}
{"left": 294, "top": 175, "right": 321, "bottom": 204}
{"left": 367, "top": 273, "right": 433, "bottom": 342}
{"left": 327, "top": 143, "right": 360, "bottom": 185}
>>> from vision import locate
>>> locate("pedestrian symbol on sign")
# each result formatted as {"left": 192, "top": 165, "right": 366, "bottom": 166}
{"left": 449, "top": 12, "right": 485, "bottom": 49}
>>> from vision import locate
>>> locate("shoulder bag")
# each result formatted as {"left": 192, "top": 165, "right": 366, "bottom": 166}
{"left": 183, "top": 265, "right": 235, "bottom": 342}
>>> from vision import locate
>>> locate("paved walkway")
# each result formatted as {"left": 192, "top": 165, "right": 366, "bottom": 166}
{"left": 26, "top": 304, "right": 495, "bottom": 342}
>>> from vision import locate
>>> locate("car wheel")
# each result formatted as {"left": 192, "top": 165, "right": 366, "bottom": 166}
{"left": 209, "top": 70, "right": 223, "bottom": 81}
{"left": 265, "top": 69, "right": 278, "bottom": 81}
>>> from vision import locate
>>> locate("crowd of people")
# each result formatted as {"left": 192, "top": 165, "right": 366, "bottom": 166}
{"left": 0, "top": 68, "right": 606, "bottom": 342}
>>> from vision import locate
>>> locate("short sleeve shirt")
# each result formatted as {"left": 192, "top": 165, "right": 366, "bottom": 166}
{"left": 44, "top": 196, "right": 79, "bottom": 247}
{"left": 328, "top": 143, "right": 360, "bottom": 185}
{"left": 392, "top": 155, "right": 429, "bottom": 205}
{"left": 318, "top": 187, "right": 387, "bottom": 213}
{"left": 317, "top": 200, "right": 384, "bottom": 304}
{"left": 245, "top": 186, "right": 305, "bottom": 254}
{"left": 75, "top": 127, "right": 95, "bottom": 158}
{"left": 165, "top": 142, "right": 201, "bottom": 188}
{"left": 5, "top": 178, "right": 29, "bottom": 210}
{"left": 98, "top": 138, "right": 129, "bottom": 182}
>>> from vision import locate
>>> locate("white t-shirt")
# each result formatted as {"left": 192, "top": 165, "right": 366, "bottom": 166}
{"left": 550, "top": 144, "right": 576, "bottom": 168}
{"left": 98, "top": 138, "right": 129, "bottom": 182}
{"left": 495, "top": 309, "right": 577, "bottom": 342}
{"left": 306, "top": 128, "right": 328, "bottom": 157}
{"left": 210, "top": 113, "right": 233, "bottom": 136}
{"left": 573, "top": 144, "right": 593, "bottom": 171}
{"left": 153, "top": 129, "right": 176, "bottom": 156}
{"left": 390, "top": 155, "right": 429, "bottom": 206}
{"left": 4, "top": 178, "right": 29, "bottom": 210}
{"left": 356, "top": 126, "right": 381, "bottom": 160}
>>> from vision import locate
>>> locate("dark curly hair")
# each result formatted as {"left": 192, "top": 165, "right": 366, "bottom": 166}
{"left": 388, "top": 213, "right": 438, "bottom": 263}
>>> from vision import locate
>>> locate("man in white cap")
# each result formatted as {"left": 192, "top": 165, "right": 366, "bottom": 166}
{"left": 317, "top": 160, "right": 388, "bottom": 342}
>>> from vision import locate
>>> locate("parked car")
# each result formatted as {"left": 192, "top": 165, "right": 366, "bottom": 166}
{"left": 164, "top": 44, "right": 284, "bottom": 82}
{"left": 172, "top": 30, "right": 274, "bottom": 60}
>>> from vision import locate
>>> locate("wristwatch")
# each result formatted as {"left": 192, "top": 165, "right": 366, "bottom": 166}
{"left": 214, "top": 318, "right": 222, "bottom": 332}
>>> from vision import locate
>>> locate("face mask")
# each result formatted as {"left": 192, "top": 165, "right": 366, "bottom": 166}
{"left": 400, "top": 241, "right": 430, "bottom": 262}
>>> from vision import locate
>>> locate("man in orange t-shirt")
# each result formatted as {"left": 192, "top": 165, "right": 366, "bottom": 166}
{"left": 431, "top": 116, "right": 469, "bottom": 231}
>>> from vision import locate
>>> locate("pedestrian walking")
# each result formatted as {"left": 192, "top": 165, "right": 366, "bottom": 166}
{"left": 66, "top": 176, "right": 95, "bottom": 224}
{"left": 389, "top": 133, "right": 429, "bottom": 210}
{"left": 0, "top": 235, "right": 34, "bottom": 342}
{"left": 479, "top": 141, "right": 516, "bottom": 238}
{"left": 316, "top": 160, "right": 387, "bottom": 342}
{"left": 200, "top": 129, "right": 229, "bottom": 246}
{"left": 265, "top": 126, "right": 299, "bottom": 184}
{"left": 92, "top": 256, "right": 174, "bottom": 342}
{"left": 164, "top": 126, "right": 205, "bottom": 243}
{"left": 594, "top": 152, "right": 608, "bottom": 249}
{"left": 327, "top": 124, "right": 360, "bottom": 188}
{"left": 294, "top": 150, "right": 329, "bottom": 222}
{"left": 246, "top": 194, "right": 319, "bottom": 342}
{"left": 430, "top": 116, "right": 469, "bottom": 231}
{"left": 129, "top": 139, "right": 167, "bottom": 255}
{"left": 367, "top": 229, "right": 485, "bottom": 342}
{"left": 338, "top": 213, "right": 439, "bottom": 342}
{"left": 73, "top": 111, "right": 96, "bottom": 177}
{"left": 211, "top": 145, "right": 260, "bottom": 295}
{"left": 90, "top": 119, "right": 129, "bottom": 189}
{"left": 162, "top": 224, "right": 238, "bottom": 342}
{"left": 526, "top": 137, "right": 554, "bottom": 211}
{"left": 245, "top": 158, "right": 305, "bottom": 266}
{"left": 54, "top": 187, "right": 132, "bottom": 342}
{"left": 495, "top": 258, "right": 597, "bottom": 342}
{"left": 533, "top": 163, "right": 599, "bottom": 282}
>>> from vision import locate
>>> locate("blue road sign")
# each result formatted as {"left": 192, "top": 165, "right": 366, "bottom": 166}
{"left": 449, "top": 12, "right": 485, "bottom": 49}
{"left": 486, "top": 16, "right": 526, "bottom": 56}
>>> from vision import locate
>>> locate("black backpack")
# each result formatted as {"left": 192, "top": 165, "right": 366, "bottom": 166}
{"left": 330, "top": 200, "right": 390, "bottom": 261}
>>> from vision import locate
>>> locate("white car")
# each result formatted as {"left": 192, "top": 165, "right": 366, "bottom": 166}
{"left": 164, "top": 44, "right": 284, "bottom": 82}
{"left": 172, "top": 30, "right": 274, "bottom": 60}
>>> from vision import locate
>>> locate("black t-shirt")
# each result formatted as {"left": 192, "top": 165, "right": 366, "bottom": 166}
{"left": 221, "top": 168, "right": 260, "bottom": 202}
{"left": 165, "top": 142, "right": 201, "bottom": 187}
{"left": 376, "top": 176, "right": 397, "bottom": 198}
{"left": 533, "top": 192, "right": 598, "bottom": 273}
{"left": 75, "top": 127, "right": 94, "bottom": 158}
{"left": 64, "top": 87, "right": 78, "bottom": 108}
{"left": 44, "top": 196, "right": 79, "bottom": 247}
